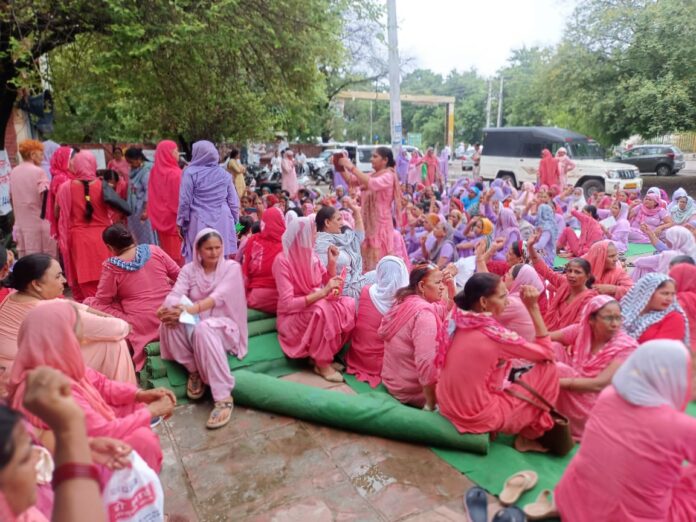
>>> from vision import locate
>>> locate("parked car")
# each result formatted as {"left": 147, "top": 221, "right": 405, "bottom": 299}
{"left": 456, "top": 146, "right": 476, "bottom": 170}
{"left": 479, "top": 127, "right": 642, "bottom": 197}
{"left": 610, "top": 144, "right": 685, "bottom": 176}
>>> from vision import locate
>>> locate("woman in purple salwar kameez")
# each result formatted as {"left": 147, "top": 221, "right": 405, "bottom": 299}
{"left": 177, "top": 141, "right": 240, "bottom": 262}
{"left": 158, "top": 228, "right": 248, "bottom": 429}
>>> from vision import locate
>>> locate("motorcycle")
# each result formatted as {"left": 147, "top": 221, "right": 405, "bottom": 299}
{"left": 307, "top": 158, "right": 332, "bottom": 184}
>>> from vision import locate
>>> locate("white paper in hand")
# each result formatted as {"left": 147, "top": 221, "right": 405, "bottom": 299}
{"left": 179, "top": 296, "right": 199, "bottom": 341}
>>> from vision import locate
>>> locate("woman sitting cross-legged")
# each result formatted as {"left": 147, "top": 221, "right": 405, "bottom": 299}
{"left": 84, "top": 224, "right": 180, "bottom": 371}
{"left": 379, "top": 263, "right": 456, "bottom": 409}
{"left": 555, "top": 340, "right": 696, "bottom": 521}
{"left": 346, "top": 256, "right": 410, "bottom": 387}
{"left": 242, "top": 207, "right": 286, "bottom": 313}
{"left": 582, "top": 240, "right": 633, "bottom": 300}
{"left": 437, "top": 274, "right": 560, "bottom": 453}
{"left": 0, "top": 254, "right": 136, "bottom": 384}
{"left": 158, "top": 228, "right": 248, "bottom": 429}
{"left": 273, "top": 216, "right": 356, "bottom": 383}
{"left": 8, "top": 301, "right": 174, "bottom": 473}
{"left": 550, "top": 295, "right": 637, "bottom": 440}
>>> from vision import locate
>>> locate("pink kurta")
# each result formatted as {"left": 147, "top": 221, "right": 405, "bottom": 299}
{"left": 0, "top": 296, "right": 135, "bottom": 384}
{"left": 272, "top": 253, "right": 355, "bottom": 367}
{"left": 556, "top": 387, "right": 696, "bottom": 521}
{"left": 346, "top": 285, "right": 385, "bottom": 387}
{"left": 84, "top": 246, "right": 180, "bottom": 371}
{"left": 498, "top": 295, "right": 536, "bottom": 342}
{"left": 362, "top": 169, "right": 398, "bottom": 271}
{"left": 380, "top": 301, "right": 446, "bottom": 407}
{"left": 78, "top": 368, "right": 162, "bottom": 473}
{"left": 437, "top": 329, "right": 559, "bottom": 438}
{"left": 629, "top": 207, "right": 668, "bottom": 243}
{"left": 159, "top": 260, "right": 248, "bottom": 402}
{"left": 281, "top": 158, "right": 298, "bottom": 198}
{"left": 8, "top": 161, "right": 56, "bottom": 257}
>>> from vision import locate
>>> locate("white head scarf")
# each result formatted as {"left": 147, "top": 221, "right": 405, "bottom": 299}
{"left": 284, "top": 210, "right": 298, "bottom": 227}
{"left": 612, "top": 340, "right": 691, "bottom": 410}
{"left": 666, "top": 226, "right": 696, "bottom": 259}
{"left": 368, "top": 256, "right": 409, "bottom": 315}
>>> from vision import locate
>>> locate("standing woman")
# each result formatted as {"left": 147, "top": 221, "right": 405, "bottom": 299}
{"left": 158, "top": 228, "right": 248, "bottom": 429}
{"left": 56, "top": 151, "right": 112, "bottom": 301}
{"left": 107, "top": 147, "right": 130, "bottom": 178}
{"left": 177, "top": 140, "right": 240, "bottom": 263}
{"left": 124, "top": 148, "right": 155, "bottom": 245}
{"left": 243, "top": 207, "right": 286, "bottom": 313}
{"left": 46, "top": 145, "right": 74, "bottom": 238}
{"left": 621, "top": 273, "right": 688, "bottom": 345}
{"left": 340, "top": 147, "right": 401, "bottom": 271}
{"left": 280, "top": 149, "right": 298, "bottom": 199}
{"left": 147, "top": 140, "right": 183, "bottom": 265}
{"left": 528, "top": 231, "right": 597, "bottom": 330}
{"left": 272, "top": 217, "right": 355, "bottom": 383}
{"left": 555, "top": 147, "right": 576, "bottom": 188}
{"left": 346, "top": 256, "right": 409, "bottom": 387}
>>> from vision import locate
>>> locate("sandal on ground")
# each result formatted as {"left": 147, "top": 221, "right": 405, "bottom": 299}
{"left": 463, "top": 486, "right": 488, "bottom": 522}
{"left": 523, "top": 489, "right": 559, "bottom": 520}
{"left": 499, "top": 470, "right": 538, "bottom": 505}
{"left": 492, "top": 506, "right": 526, "bottom": 522}
{"left": 206, "top": 400, "right": 234, "bottom": 429}
{"left": 313, "top": 365, "right": 344, "bottom": 383}
{"left": 186, "top": 372, "right": 205, "bottom": 400}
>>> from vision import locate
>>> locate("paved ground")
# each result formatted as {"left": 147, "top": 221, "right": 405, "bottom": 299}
{"left": 158, "top": 370, "right": 503, "bottom": 522}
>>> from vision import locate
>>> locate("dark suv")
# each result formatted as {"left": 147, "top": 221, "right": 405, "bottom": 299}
{"left": 612, "top": 145, "right": 685, "bottom": 176}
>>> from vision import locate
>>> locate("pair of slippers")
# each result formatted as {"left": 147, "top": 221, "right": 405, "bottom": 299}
{"left": 465, "top": 471, "right": 559, "bottom": 521}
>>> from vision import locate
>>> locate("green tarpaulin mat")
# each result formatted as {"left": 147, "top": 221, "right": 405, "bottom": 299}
{"left": 232, "top": 370, "right": 489, "bottom": 454}
{"left": 247, "top": 317, "right": 277, "bottom": 337}
{"left": 247, "top": 308, "right": 275, "bottom": 321}
{"left": 554, "top": 242, "right": 656, "bottom": 268}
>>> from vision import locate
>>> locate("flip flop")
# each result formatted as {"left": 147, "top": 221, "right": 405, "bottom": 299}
{"left": 206, "top": 400, "right": 234, "bottom": 429}
{"left": 523, "top": 489, "right": 559, "bottom": 520}
{"left": 492, "top": 506, "right": 527, "bottom": 522}
{"left": 186, "top": 372, "right": 205, "bottom": 400}
{"left": 463, "top": 486, "right": 488, "bottom": 522}
{"left": 499, "top": 470, "right": 538, "bottom": 505}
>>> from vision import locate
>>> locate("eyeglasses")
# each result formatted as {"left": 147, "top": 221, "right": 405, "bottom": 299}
{"left": 595, "top": 314, "right": 622, "bottom": 324}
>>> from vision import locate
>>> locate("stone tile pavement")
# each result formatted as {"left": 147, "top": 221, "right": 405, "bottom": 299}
{"left": 158, "top": 370, "right": 503, "bottom": 522}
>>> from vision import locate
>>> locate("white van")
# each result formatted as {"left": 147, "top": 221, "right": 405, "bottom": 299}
{"left": 357, "top": 144, "right": 421, "bottom": 172}
{"left": 479, "top": 127, "right": 642, "bottom": 196}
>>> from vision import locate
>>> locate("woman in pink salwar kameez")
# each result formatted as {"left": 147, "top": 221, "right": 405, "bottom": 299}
{"left": 550, "top": 295, "right": 637, "bottom": 440}
{"left": 158, "top": 228, "right": 248, "bottom": 429}
{"left": 379, "top": 263, "right": 456, "bottom": 409}
{"left": 339, "top": 147, "right": 401, "bottom": 271}
{"left": 9, "top": 301, "right": 174, "bottom": 473}
{"left": 84, "top": 224, "right": 180, "bottom": 371}
{"left": 346, "top": 256, "right": 409, "bottom": 387}
{"left": 272, "top": 216, "right": 355, "bottom": 383}
{"left": 437, "top": 273, "right": 560, "bottom": 452}
{"left": 556, "top": 340, "right": 696, "bottom": 521}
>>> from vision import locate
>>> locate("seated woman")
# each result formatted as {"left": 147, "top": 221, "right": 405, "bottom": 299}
{"left": 550, "top": 295, "right": 637, "bottom": 440}
{"left": 242, "top": 207, "right": 286, "bottom": 313}
{"left": 621, "top": 273, "right": 688, "bottom": 345}
{"left": 273, "top": 217, "right": 355, "bottom": 383}
{"left": 491, "top": 208, "right": 521, "bottom": 262}
{"left": 408, "top": 213, "right": 439, "bottom": 262}
{"left": 158, "top": 228, "right": 248, "bottom": 429}
{"left": 346, "top": 256, "right": 409, "bottom": 387}
{"left": 668, "top": 188, "right": 696, "bottom": 226}
{"left": 379, "top": 263, "right": 456, "bottom": 409}
{"left": 9, "top": 301, "right": 174, "bottom": 473}
{"left": 633, "top": 225, "right": 696, "bottom": 280}
{"left": 528, "top": 231, "right": 597, "bottom": 330}
{"left": 597, "top": 200, "right": 630, "bottom": 254}
{"left": 670, "top": 263, "right": 696, "bottom": 352}
{"left": 583, "top": 240, "right": 633, "bottom": 299}
{"left": 455, "top": 216, "right": 493, "bottom": 258}
{"left": 84, "top": 224, "right": 180, "bottom": 371}
{"left": 557, "top": 205, "right": 604, "bottom": 258}
{"left": 417, "top": 220, "right": 458, "bottom": 269}
{"left": 437, "top": 274, "right": 560, "bottom": 452}
{"left": 315, "top": 199, "right": 373, "bottom": 300}
{"left": 555, "top": 341, "right": 696, "bottom": 521}
{"left": 524, "top": 203, "right": 558, "bottom": 266}
{"left": 628, "top": 193, "right": 673, "bottom": 243}
{"left": 0, "top": 254, "right": 135, "bottom": 384}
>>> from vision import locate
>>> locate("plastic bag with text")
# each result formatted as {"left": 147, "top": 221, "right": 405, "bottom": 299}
{"left": 102, "top": 451, "right": 164, "bottom": 522}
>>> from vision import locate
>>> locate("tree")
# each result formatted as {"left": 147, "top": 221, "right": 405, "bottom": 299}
{"left": 500, "top": 47, "right": 553, "bottom": 127}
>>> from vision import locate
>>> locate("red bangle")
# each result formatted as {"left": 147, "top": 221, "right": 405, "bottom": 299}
{"left": 52, "top": 463, "right": 102, "bottom": 492}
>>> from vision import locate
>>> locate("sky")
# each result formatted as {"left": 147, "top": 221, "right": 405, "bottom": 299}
{"left": 395, "top": 0, "right": 577, "bottom": 77}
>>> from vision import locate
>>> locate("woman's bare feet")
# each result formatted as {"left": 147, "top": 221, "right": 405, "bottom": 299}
{"left": 514, "top": 435, "right": 549, "bottom": 453}
{"left": 314, "top": 365, "right": 344, "bottom": 383}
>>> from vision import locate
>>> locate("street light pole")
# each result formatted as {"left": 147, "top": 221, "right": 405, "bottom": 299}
{"left": 387, "top": 0, "right": 402, "bottom": 156}
{"left": 497, "top": 75, "right": 504, "bottom": 127}
{"left": 485, "top": 79, "right": 492, "bottom": 128}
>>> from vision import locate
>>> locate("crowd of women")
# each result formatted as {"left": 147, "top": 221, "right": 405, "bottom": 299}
{"left": 2, "top": 138, "right": 696, "bottom": 520}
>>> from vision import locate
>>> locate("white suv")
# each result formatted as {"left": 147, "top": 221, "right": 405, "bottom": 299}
{"left": 479, "top": 127, "right": 642, "bottom": 196}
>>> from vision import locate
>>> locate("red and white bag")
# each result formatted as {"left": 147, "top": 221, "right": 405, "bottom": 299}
{"left": 102, "top": 451, "right": 164, "bottom": 522}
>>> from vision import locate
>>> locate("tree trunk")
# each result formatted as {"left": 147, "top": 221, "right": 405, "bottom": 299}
{"left": 0, "top": 57, "right": 17, "bottom": 150}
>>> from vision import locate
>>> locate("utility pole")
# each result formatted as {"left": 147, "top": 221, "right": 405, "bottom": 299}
{"left": 485, "top": 79, "right": 492, "bottom": 128}
{"left": 387, "top": 0, "right": 402, "bottom": 156}
{"left": 496, "top": 75, "right": 504, "bottom": 127}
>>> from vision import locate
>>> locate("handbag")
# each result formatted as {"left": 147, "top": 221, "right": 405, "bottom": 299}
{"left": 102, "top": 181, "right": 132, "bottom": 216}
{"left": 505, "top": 377, "right": 574, "bottom": 456}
